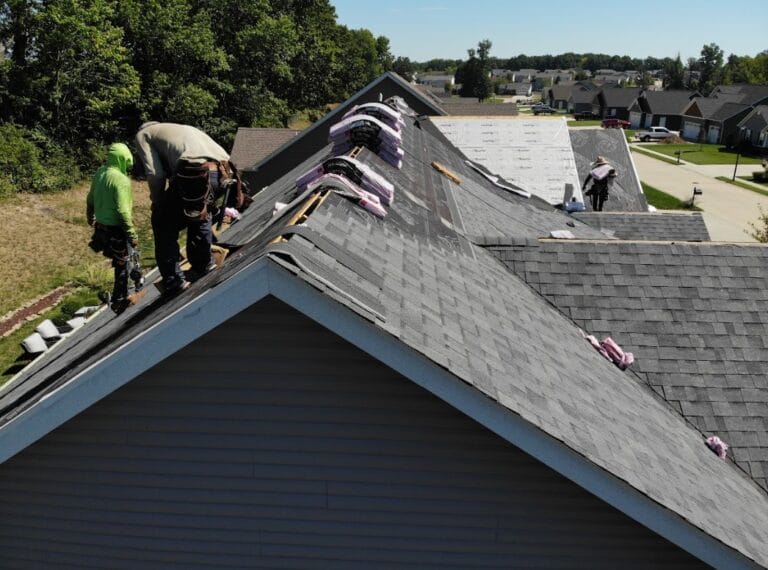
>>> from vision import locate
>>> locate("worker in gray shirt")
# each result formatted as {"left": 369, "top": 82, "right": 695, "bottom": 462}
{"left": 134, "top": 122, "right": 231, "bottom": 293}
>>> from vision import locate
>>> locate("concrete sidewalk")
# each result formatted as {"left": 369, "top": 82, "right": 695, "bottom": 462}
{"left": 631, "top": 150, "right": 768, "bottom": 242}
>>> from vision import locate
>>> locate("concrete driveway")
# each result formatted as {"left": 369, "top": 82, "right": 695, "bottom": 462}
{"left": 631, "top": 149, "right": 768, "bottom": 242}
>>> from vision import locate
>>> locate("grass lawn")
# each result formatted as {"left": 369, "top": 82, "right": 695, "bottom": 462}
{"left": 642, "top": 182, "right": 701, "bottom": 210}
{"left": 644, "top": 143, "right": 762, "bottom": 165}
{"left": 566, "top": 119, "right": 601, "bottom": 127}
{"left": 631, "top": 146, "right": 679, "bottom": 165}
{"left": 716, "top": 176, "right": 768, "bottom": 197}
{"left": 0, "top": 182, "right": 155, "bottom": 385}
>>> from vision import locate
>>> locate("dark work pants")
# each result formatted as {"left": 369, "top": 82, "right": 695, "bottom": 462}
{"left": 92, "top": 224, "right": 130, "bottom": 301}
{"left": 152, "top": 174, "right": 217, "bottom": 285}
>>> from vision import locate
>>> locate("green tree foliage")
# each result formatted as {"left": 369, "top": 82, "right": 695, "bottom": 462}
{"left": 457, "top": 39, "right": 493, "bottom": 101}
{"left": 0, "top": 0, "right": 391, "bottom": 192}
{"left": 664, "top": 55, "right": 685, "bottom": 89}
{"left": 698, "top": 43, "right": 724, "bottom": 95}
{"left": 392, "top": 56, "right": 415, "bottom": 81}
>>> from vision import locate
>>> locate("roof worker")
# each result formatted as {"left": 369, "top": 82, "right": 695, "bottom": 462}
{"left": 134, "top": 122, "right": 250, "bottom": 294}
{"left": 87, "top": 143, "right": 144, "bottom": 314}
{"left": 581, "top": 155, "right": 617, "bottom": 212}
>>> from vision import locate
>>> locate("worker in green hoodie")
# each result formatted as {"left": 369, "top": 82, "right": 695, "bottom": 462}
{"left": 87, "top": 143, "right": 144, "bottom": 314}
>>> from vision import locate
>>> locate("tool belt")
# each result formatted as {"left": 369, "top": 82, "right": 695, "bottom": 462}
{"left": 89, "top": 222, "right": 129, "bottom": 264}
{"left": 171, "top": 160, "right": 217, "bottom": 222}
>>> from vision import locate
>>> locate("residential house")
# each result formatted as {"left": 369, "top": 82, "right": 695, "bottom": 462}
{"left": 415, "top": 72, "right": 455, "bottom": 92}
{"left": 738, "top": 105, "right": 768, "bottom": 151}
{"left": 230, "top": 127, "right": 301, "bottom": 170}
{"left": 490, "top": 68, "right": 512, "bottom": 80}
{"left": 600, "top": 86, "right": 642, "bottom": 121}
{"left": 242, "top": 71, "right": 445, "bottom": 191}
{"left": 681, "top": 97, "right": 752, "bottom": 144}
{"left": 0, "top": 73, "right": 766, "bottom": 568}
{"left": 628, "top": 90, "right": 699, "bottom": 130}
{"left": 546, "top": 81, "right": 600, "bottom": 113}
{"left": 511, "top": 69, "right": 537, "bottom": 83}
{"left": 498, "top": 82, "right": 532, "bottom": 97}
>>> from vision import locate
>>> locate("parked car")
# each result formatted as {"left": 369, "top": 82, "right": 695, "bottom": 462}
{"left": 532, "top": 104, "right": 557, "bottom": 115}
{"left": 573, "top": 111, "right": 599, "bottom": 120}
{"left": 635, "top": 126, "right": 680, "bottom": 142}
{"left": 601, "top": 118, "right": 631, "bottom": 129}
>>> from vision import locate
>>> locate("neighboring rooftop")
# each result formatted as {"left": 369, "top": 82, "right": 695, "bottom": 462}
{"left": 230, "top": 127, "right": 300, "bottom": 169}
{"left": 572, "top": 212, "right": 710, "bottom": 241}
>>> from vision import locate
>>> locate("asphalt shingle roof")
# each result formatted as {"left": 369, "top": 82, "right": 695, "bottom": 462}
{"left": 601, "top": 87, "right": 642, "bottom": 108}
{"left": 2, "top": 84, "right": 767, "bottom": 567}
{"left": 230, "top": 127, "right": 300, "bottom": 169}
{"left": 572, "top": 212, "right": 710, "bottom": 241}
{"left": 642, "top": 90, "right": 698, "bottom": 115}
{"left": 569, "top": 128, "right": 648, "bottom": 212}
{"left": 492, "top": 239, "right": 768, "bottom": 492}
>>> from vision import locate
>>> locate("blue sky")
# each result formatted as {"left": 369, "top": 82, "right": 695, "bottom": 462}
{"left": 331, "top": 0, "right": 766, "bottom": 63}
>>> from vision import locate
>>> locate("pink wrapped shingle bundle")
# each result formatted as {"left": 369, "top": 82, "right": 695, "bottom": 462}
{"left": 307, "top": 173, "right": 387, "bottom": 218}
{"left": 582, "top": 331, "right": 634, "bottom": 370}
{"left": 705, "top": 436, "right": 728, "bottom": 459}
{"left": 329, "top": 114, "right": 403, "bottom": 168}
{"left": 296, "top": 156, "right": 395, "bottom": 206}
{"left": 343, "top": 102, "right": 405, "bottom": 131}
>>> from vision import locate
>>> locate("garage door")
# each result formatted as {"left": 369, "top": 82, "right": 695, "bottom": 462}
{"left": 683, "top": 122, "right": 700, "bottom": 140}
{"left": 629, "top": 112, "right": 642, "bottom": 128}
{"left": 708, "top": 126, "right": 720, "bottom": 144}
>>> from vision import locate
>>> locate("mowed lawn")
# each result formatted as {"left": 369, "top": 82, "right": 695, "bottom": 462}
{"left": 645, "top": 143, "right": 763, "bottom": 165}
{"left": 0, "top": 182, "right": 154, "bottom": 383}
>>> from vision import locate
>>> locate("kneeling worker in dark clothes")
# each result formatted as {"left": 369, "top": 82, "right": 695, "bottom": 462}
{"left": 582, "top": 155, "right": 617, "bottom": 212}
{"left": 134, "top": 122, "right": 236, "bottom": 294}
{"left": 87, "top": 143, "right": 144, "bottom": 314}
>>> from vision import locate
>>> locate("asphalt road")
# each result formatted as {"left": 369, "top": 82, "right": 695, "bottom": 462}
{"left": 630, "top": 147, "right": 768, "bottom": 242}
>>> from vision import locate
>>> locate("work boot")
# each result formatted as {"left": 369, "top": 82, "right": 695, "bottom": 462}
{"left": 110, "top": 298, "right": 131, "bottom": 315}
{"left": 163, "top": 277, "right": 190, "bottom": 296}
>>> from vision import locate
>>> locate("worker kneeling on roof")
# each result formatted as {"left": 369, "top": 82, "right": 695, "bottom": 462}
{"left": 87, "top": 143, "right": 144, "bottom": 315}
{"left": 134, "top": 122, "right": 251, "bottom": 295}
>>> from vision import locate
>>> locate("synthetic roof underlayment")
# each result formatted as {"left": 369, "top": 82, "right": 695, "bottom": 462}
{"left": 432, "top": 116, "right": 584, "bottom": 206}
{"left": 1, "top": 90, "right": 767, "bottom": 567}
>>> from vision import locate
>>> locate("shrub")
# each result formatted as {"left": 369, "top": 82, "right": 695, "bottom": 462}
{"left": 0, "top": 124, "right": 82, "bottom": 195}
{"left": 747, "top": 206, "right": 768, "bottom": 243}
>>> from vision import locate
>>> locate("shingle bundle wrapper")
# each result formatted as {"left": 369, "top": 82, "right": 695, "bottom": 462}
{"left": 343, "top": 102, "right": 405, "bottom": 131}
{"left": 329, "top": 114, "right": 404, "bottom": 168}
{"left": 583, "top": 332, "right": 634, "bottom": 370}
{"left": 706, "top": 436, "right": 729, "bottom": 459}
{"left": 296, "top": 156, "right": 395, "bottom": 206}
{"left": 306, "top": 173, "right": 387, "bottom": 218}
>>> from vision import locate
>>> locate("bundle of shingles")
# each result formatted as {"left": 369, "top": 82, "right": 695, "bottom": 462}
{"left": 329, "top": 101, "right": 405, "bottom": 169}
{"left": 296, "top": 155, "right": 394, "bottom": 219}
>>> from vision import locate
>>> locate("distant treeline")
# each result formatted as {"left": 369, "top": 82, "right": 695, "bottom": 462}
{"left": 0, "top": 0, "right": 393, "bottom": 194}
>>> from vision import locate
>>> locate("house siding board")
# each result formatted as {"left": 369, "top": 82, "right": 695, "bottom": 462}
{"left": 0, "top": 297, "right": 703, "bottom": 568}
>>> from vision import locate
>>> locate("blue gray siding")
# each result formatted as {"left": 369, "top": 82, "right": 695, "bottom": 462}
{"left": 0, "top": 296, "right": 705, "bottom": 568}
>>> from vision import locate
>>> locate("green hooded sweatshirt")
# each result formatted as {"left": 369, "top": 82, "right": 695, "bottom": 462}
{"left": 87, "top": 143, "right": 137, "bottom": 240}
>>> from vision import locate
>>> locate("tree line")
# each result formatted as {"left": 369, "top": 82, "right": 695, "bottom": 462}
{"left": 399, "top": 43, "right": 768, "bottom": 100}
{"left": 0, "top": 0, "right": 393, "bottom": 195}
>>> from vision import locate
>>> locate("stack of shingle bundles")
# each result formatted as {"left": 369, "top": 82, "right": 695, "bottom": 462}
{"left": 329, "top": 114, "right": 404, "bottom": 169}
{"left": 342, "top": 102, "right": 406, "bottom": 132}
{"left": 305, "top": 172, "right": 387, "bottom": 218}
{"left": 296, "top": 155, "right": 394, "bottom": 207}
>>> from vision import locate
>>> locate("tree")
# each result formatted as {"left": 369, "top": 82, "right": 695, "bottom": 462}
{"left": 664, "top": 54, "right": 685, "bottom": 89}
{"left": 0, "top": 0, "right": 41, "bottom": 121}
{"left": 391, "top": 56, "right": 415, "bottom": 82}
{"left": 698, "top": 42, "right": 724, "bottom": 95}
{"left": 26, "top": 0, "right": 140, "bottom": 152}
{"left": 458, "top": 39, "right": 492, "bottom": 101}
{"left": 116, "top": 0, "right": 228, "bottom": 133}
